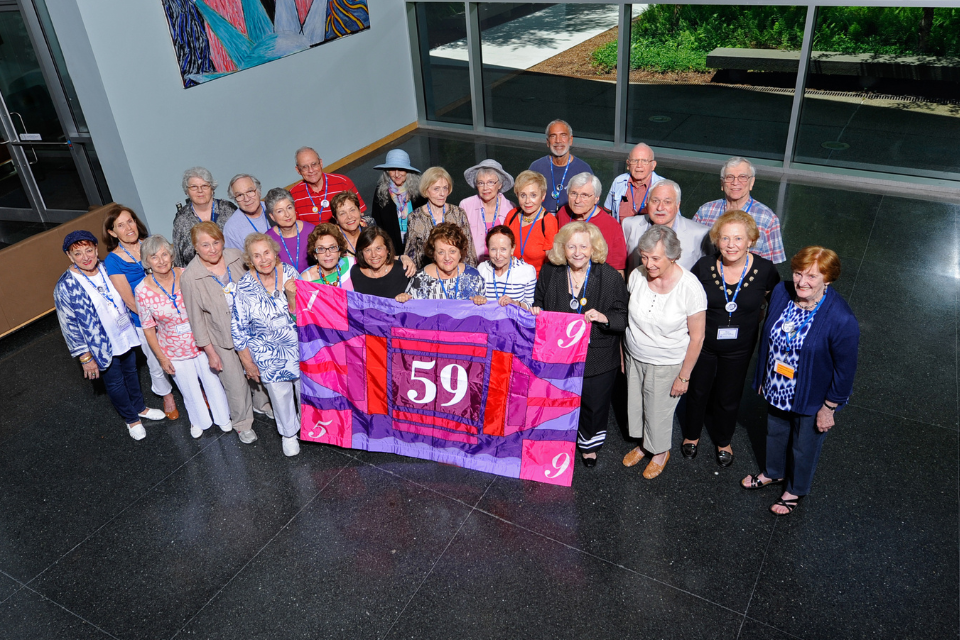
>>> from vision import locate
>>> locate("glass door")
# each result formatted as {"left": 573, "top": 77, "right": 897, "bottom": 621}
{"left": 0, "top": 2, "right": 103, "bottom": 245}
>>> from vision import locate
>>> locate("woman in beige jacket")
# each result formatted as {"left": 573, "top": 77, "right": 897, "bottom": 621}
{"left": 180, "top": 221, "right": 271, "bottom": 443}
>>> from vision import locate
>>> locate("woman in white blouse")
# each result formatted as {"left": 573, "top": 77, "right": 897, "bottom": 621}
{"left": 475, "top": 225, "right": 536, "bottom": 310}
{"left": 622, "top": 225, "right": 706, "bottom": 480}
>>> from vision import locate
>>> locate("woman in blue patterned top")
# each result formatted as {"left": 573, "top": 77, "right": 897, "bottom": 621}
{"left": 743, "top": 246, "right": 860, "bottom": 516}
{"left": 231, "top": 233, "right": 302, "bottom": 457}
{"left": 397, "top": 223, "right": 486, "bottom": 303}
{"left": 54, "top": 230, "right": 166, "bottom": 441}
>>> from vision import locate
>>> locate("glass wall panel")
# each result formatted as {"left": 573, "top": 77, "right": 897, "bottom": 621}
{"left": 794, "top": 7, "right": 960, "bottom": 177}
{"left": 624, "top": 5, "right": 808, "bottom": 160}
{"left": 479, "top": 3, "right": 617, "bottom": 141}
{"left": 416, "top": 3, "right": 473, "bottom": 126}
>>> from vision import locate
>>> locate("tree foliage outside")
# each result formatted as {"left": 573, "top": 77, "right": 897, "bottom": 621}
{"left": 592, "top": 5, "right": 960, "bottom": 74}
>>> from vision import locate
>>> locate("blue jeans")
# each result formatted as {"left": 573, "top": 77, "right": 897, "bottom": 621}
{"left": 101, "top": 348, "right": 146, "bottom": 424}
{"left": 763, "top": 405, "right": 828, "bottom": 496}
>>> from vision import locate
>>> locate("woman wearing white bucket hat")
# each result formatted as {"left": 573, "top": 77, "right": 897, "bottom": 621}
{"left": 460, "top": 159, "right": 515, "bottom": 262}
{"left": 370, "top": 149, "right": 425, "bottom": 256}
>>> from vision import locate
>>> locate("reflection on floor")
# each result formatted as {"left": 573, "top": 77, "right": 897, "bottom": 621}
{"left": 1, "top": 132, "right": 957, "bottom": 639}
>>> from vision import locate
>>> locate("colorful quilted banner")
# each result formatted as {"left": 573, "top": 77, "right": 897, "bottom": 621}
{"left": 296, "top": 282, "right": 589, "bottom": 486}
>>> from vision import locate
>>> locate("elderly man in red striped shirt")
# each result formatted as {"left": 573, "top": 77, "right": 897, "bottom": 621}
{"left": 290, "top": 146, "right": 366, "bottom": 225}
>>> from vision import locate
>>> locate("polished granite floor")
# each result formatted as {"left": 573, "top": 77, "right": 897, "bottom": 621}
{"left": 1, "top": 132, "right": 957, "bottom": 639}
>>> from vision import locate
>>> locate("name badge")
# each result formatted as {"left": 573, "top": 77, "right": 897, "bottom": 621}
{"left": 717, "top": 327, "right": 739, "bottom": 340}
{"left": 774, "top": 360, "right": 795, "bottom": 379}
{"left": 174, "top": 322, "right": 192, "bottom": 335}
{"left": 116, "top": 312, "right": 131, "bottom": 331}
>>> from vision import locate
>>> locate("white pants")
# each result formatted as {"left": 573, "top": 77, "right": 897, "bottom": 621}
{"left": 264, "top": 378, "right": 301, "bottom": 438}
{"left": 171, "top": 353, "right": 231, "bottom": 430}
{"left": 136, "top": 327, "right": 173, "bottom": 396}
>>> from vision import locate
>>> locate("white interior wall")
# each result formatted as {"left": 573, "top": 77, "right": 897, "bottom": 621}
{"left": 47, "top": 0, "right": 417, "bottom": 235}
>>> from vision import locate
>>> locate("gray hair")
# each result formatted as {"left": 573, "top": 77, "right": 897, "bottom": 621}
{"left": 264, "top": 187, "right": 295, "bottom": 215}
{"left": 567, "top": 172, "right": 601, "bottom": 196}
{"left": 475, "top": 168, "right": 501, "bottom": 184}
{"left": 182, "top": 166, "right": 217, "bottom": 195}
{"left": 141, "top": 234, "right": 174, "bottom": 265}
{"left": 637, "top": 225, "right": 682, "bottom": 261}
{"left": 227, "top": 173, "right": 261, "bottom": 199}
{"left": 720, "top": 156, "right": 756, "bottom": 179}
{"left": 242, "top": 232, "right": 282, "bottom": 269}
{"left": 376, "top": 170, "right": 421, "bottom": 207}
{"left": 545, "top": 119, "right": 573, "bottom": 138}
{"left": 295, "top": 146, "right": 319, "bottom": 166}
{"left": 650, "top": 178, "right": 681, "bottom": 204}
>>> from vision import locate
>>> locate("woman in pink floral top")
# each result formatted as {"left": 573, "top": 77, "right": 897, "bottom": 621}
{"left": 135, "top": 235, "right": 231, "bottom": 439}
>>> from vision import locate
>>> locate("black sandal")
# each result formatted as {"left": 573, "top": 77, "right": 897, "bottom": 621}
{"left": 741, "top": 473, "right": 782, "bottom": 490}
{"left": 770, "top": 496, "right": 803, "bottom": 516}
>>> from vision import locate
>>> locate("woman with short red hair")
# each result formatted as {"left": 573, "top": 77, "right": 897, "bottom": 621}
{"left": 742, "top": 246, "right": 860, "bottom": 516}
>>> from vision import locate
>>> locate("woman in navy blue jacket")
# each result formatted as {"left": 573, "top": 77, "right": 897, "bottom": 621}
{"left": 741, "top": 246, "right": 859, "bottom": 516}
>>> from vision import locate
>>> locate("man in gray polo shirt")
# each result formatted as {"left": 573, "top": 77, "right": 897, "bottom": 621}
{"left": 623, "top": 179, "right": 709, "bottom": 274}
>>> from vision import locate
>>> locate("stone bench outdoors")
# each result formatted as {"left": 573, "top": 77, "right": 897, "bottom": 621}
{"left": 705, "top": 47, "right": 960, "bottom": 85}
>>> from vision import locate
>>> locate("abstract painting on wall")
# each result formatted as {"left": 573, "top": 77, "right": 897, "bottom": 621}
{"left": 162, "top": 0, "right": 370, "bottom": 87}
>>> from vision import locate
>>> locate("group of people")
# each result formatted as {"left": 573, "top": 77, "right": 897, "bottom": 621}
{"left": 55, "top": 120, "right": 860, "bottom": 516}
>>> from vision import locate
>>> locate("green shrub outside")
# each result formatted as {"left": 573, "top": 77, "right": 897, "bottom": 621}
{"left": 592, "top": 6, "right": 960, "bottom": 74}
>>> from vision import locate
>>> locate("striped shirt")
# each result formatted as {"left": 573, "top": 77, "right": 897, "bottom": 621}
{"left": 291, "top": 173, "right": 366, "bottom": 225}
{"left": 693, "top": 198, "right": 785, "bottom": 264}
{"left": 478, "top": 259, "right": 537, "bottom": 306}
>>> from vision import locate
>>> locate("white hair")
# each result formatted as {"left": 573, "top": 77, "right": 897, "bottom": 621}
{"left": 720, "top": 156, "right": 756, "bottom": 179}
{"left": 567, "top": 172, "right": 601, "bottom": 196}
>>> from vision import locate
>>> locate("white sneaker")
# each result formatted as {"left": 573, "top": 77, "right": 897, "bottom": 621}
{"left": 218, "top": 421, "right": 233, "bottom": 433}
{"left": 190, "top": 424, "right": 202, "bottom": 439}
{"left": 282, "top": 436, "right": 300, "bottom": 457}
{"left": 238, "top": 428, "right": 258, "bottom": 444}
{"left": 138, "top": 408, "right": 166, "bottom": 421}
{"left": 253, "top": 406, "right": 275, "bottom": 420}
{"left": 127, "top": 423, "right": 146, "bottom": 440}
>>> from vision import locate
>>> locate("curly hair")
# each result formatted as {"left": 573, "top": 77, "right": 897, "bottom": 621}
{"left": 307, "top": 223, "right": 347, "bottom": 265}
{"left": 708, "top": 210, "right": 760, "bottom": 247}
{"left": 423, "top": 222, "right": 469, "bottom": 265}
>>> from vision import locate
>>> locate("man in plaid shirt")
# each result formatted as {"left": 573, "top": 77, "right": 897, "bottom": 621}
{"left": 693, "top": 157, "right": 785, "bottom": 263}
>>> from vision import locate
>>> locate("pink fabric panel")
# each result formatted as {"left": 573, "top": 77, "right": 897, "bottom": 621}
{"left": 297, "top": 281, "right": 348, "bottom": 330}
{"left": 391, "top": 327, "right": 488, "bottom": 345}
{"left": 392, "top": 339, "right": 487, "bottom": 358}
{"left": 519, "top": 440, "right": 575, "bottom": 486}
{"left": 295, "top": 0, "right": 314, "bottom": 24}
{"left": 300, "top": 404, "right": 352, "bottom": 448}
{"left": 532, "top": 312, "right": 590, "bottom": 364}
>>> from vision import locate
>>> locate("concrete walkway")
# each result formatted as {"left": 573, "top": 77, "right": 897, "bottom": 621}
{"left": 432, "top": 4, "right": 645, "bottom": 70}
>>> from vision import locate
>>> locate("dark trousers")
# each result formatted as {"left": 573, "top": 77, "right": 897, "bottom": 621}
{"left": 577, "top": 368, "right": 618, "bottom": 452}
{"left": 763, "top": 405, "right": 828, "bottom": 496}
{"left": 102, "top": 348, "right": 146, "bottom": 424}
{"left": 681, "top": 346, "right": 752, "bottom": 447}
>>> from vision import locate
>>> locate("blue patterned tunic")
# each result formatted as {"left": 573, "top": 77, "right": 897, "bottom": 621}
{"left": 405, "top": 265, "right": 486, "bottom": 301}
{"left": 230, "top": 264, "right": 299, "bottom": 383}
{"left": 762, "top": 302, "right": 816, "bottom": 411}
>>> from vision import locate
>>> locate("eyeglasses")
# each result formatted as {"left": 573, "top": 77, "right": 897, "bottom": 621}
{"left": 298, "top": 161, "right": 322, "bottom": 171}
{"left": 476, "top": 180, "right": 500, "bottom": 189}
{"left": 723, "top": 174, "right": 752, "bottom": 184}
{"left": 568, "top": 191, "right": 595, "bottom": 201}
{"left": 626, "top": 159, "right": 653, "bottom": 167}
{"left": 314, "top": 246, "right": 340, "bottom": 255}
{"left": 362, "top": 245, "right": 386, "bottom": 255}
{"left": 187, "top": 184, "right": 211, "bottom": 192}
{"left": 234, "top": 189, "right": 259, "bottom": 200}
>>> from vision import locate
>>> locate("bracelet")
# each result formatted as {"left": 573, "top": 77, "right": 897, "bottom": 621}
{"left": 79, "top": 355, "right": 93, "bottom": 364}
{"left": 677, "top": 375, "right": 689, "bottom": 383}
{"left": 822, "top": 402, "right": 837, "bottom": 411}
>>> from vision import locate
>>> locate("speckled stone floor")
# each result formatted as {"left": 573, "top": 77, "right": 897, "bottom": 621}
{"left": 1, "top": 132, "right": 957, "bottom": 639}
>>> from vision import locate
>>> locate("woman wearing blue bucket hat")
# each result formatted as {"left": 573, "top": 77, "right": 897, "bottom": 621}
{"left": 370, "top": 149, "right": 425, "bottom": 256}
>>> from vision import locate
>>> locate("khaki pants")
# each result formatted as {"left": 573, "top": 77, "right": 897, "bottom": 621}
{"left": 625, "top": 352, "right": 681, "bottom": 455}
{"left": 213, "top": 344, "right": 255, "bottom": 432}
